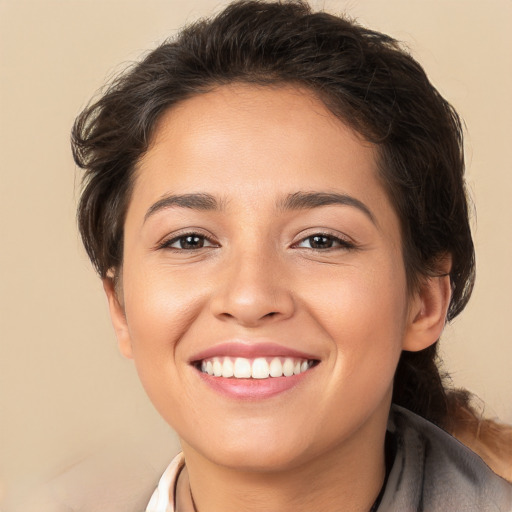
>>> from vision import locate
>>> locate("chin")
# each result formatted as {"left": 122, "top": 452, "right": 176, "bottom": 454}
{"left": 183, "top": 420, "right": 320, "bottom": 474}
{"left": 212, "top": 444, "right": 312, "bottom": 473}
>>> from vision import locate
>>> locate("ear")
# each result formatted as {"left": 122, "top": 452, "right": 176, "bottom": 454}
{"left": 103, "top": 278, "right": 133, "bottom": 359}
{"left": 402, "top": 258, "right": 452, "bottom": 352}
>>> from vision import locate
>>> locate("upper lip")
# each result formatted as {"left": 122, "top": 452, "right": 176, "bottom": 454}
{"left": 189, "top": 341, "right": 319, "bottom": 363}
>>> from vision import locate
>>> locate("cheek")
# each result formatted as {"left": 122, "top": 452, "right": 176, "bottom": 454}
{"left": 121, "top": 264, "right": 207, "bottom": 385}
{"left": 124, "top": 262, "right": 201, "bottom": 335}
{"left": 307, "top": 256, "right": 407, "bottom": 328}
{"left": 305, "top": 260, "right": 408, "bottom": 379}
{"left": 120, "top": 269, "right": 206, "bottom": 425}
{"left": 302, "top": 269, "right": 407, "bottom": 441}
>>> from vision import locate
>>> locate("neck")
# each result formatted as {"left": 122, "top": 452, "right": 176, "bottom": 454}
{"left": 179, "top": 413, "right": 388, "bottom": 512}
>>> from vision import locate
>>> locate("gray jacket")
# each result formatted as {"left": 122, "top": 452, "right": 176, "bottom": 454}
{"left": 377, "top": 405, "right": 512, "bottom": 511}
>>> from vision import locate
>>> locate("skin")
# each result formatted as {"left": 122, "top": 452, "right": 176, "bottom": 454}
{"left": 105, "top": 84, "right": 451, "bottom": 512}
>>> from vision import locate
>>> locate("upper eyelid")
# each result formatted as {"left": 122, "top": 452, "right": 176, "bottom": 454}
{"left": 292, "top": 230, "right": 355, "bottom": 245}
{"left": 156, "top": 231, "right": 219, "bottom": 250}
{"left": 155, "top": 229, "right": 355, "bottom": 249}
{"left": 294, "top": 236, "right": 354, "bottom": 248}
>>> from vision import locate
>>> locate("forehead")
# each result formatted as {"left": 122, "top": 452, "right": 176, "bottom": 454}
{"left": 129, "top": 84, "right": 396, "bottom": 232}
{"left": 137, "top": 85, "right": 375, "bottom": 188}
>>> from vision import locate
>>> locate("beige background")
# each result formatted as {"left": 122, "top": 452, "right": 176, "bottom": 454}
{"left": 1, "top": 0, "right": 511, "bottom": 504}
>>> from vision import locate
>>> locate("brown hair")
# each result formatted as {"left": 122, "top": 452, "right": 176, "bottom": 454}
{"left": 72, "top": 0, "right": 475, "bottom": 427}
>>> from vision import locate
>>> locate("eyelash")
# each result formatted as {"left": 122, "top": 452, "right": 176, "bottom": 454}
{"left": 292, "top": 233, "right": 356, "bottom": 251}
{"left": 157, "top": 232, "right": 218, "bottom": 251}
{"left": 157, "top": 232, "right": 355, "bottom": 252}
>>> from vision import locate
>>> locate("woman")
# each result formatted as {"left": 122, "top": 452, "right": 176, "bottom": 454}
{"left": 72, "top": 1, "right": 512, "bottom": 510}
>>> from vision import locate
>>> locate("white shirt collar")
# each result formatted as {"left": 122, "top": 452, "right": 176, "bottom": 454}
{"left": 146, "top": 452, "right": 185, "bottom": 512}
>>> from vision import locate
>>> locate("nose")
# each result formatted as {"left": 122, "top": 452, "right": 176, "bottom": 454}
{"left": 209, "top": 250, "right": 296, "bottom": 327}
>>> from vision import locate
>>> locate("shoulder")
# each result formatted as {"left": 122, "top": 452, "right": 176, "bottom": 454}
{"left": 378, "top": 405, "right": 512, "bottom": 512}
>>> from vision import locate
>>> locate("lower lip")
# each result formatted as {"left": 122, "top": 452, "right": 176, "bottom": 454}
{"left": 196, "top": 369, "right": 314, "bottom": 400}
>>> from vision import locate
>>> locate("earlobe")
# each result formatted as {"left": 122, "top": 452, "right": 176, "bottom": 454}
{"left": 103, "top": 278, "right": 134, "bottom": 359}
{"left": 402, "top": 268, "right": 452, "bottom": 352}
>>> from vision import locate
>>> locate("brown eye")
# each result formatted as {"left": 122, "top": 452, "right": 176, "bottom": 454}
{"left": 296, "top": 233, "right": 354, "bottom": 250}
{"left": 162, "top": 233, "right": 216, "bottom": 250}
{"left": 308, "top": 235, "right": 334, "bottom": 249}
{"left": 179, "top": 235, "right": 205, "bottom": 249}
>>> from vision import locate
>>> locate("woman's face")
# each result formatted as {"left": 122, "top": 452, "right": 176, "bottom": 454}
{"left": 109, "top": 84, "right": 419, "bottom": 471}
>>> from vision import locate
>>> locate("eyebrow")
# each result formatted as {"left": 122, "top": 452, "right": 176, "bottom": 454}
{"left": 279, "top": 192, "right": 376, "bottom": 224}
{"left": 144, "top": 193, "right": 221, "bottom": 222}
{"left": 143, "top": 191, "right": 375, "bottom": 224}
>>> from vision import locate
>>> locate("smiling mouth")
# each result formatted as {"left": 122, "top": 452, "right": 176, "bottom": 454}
{"left": 194, "top": 356, "right": 319, "bottom": 379}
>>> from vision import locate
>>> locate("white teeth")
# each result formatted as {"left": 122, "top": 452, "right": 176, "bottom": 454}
{"left": 234, "top": 358, "right": 252, "bottom": 378}
{"left": 251, "top": 358, "right": 270, "bottom": 379}
{"left": 283, "top": 358, "right": 294, "bottom": 377}
{"left": 199, "top": 356, "right": 315, "bottom": 379}
{"left": 221, "top": 357, "right": 234, "bottom": 378}
{"left": 212, "top": 357, "right": 222, "bottom": 377}
{"left": 269, "top": 357, "right": 283, "bottom": 377}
